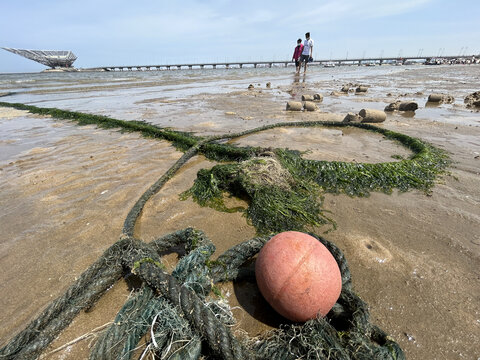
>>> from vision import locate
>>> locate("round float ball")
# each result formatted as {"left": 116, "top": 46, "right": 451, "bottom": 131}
{"left": 255, "top": 231, "right": 342, "bottom": 322}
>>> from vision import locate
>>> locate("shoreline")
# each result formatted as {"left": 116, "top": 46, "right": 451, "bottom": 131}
{"left": 0, "top": 65, "right": 479, "bottom": 359}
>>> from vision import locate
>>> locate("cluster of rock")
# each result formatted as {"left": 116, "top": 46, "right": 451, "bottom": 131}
{"left": 286, "top": 93, "right": 324, "bottom": 112}
{"left": 464, "top": 91, "right": 480, "bottom": 109}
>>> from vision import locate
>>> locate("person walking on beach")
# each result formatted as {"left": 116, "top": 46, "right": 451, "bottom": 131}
{"left": 300, "top": 32, "right": 314, "bottom": 73}
{"left": 292, "top": 38, "right": 304, "bottom": 73}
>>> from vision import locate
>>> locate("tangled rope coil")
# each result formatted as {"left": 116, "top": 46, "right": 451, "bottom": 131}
{"left": 0, "top": 104, "right": 409, "bottom": 359}
{"left": 0, "top": 227, "right": 404, "bottom": 359}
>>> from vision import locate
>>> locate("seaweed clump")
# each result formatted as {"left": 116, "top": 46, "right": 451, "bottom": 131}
{"left": 182, "top": 151, "right": 333, "bottom": 234}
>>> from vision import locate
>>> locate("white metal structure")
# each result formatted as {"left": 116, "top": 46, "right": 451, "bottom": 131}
{"left": 2, "top": 47, "right": 77, "bottom": 68}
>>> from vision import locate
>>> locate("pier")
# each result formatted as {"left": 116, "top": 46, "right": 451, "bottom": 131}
{"left": 84, "top": 55, "right": 478, "bottom": 72}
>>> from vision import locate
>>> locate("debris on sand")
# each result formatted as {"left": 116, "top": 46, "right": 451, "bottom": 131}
{"left": 303, "top": 101, "right": 317, "bottom": 111}
{"left": 342, "top": 112, "right": 363, "bottom": 123}
{"left": 464, "top": 91, "right": 480, "bottom": 108}
{"left": 427, "top": 93, "right": 455, "bottom": 104}
{"left": 359, "top": 108, "right": 387, "bottom": 123}
{"left": 384, "top": 101, "right": 418, "bottom": 112}
{"left": 286, "top": 101, "right": 303, "bottom": 111}
{"left": 355, "top": 85, "right": 368, "bottom": 93}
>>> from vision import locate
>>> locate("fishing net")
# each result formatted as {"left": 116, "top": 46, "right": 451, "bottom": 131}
{"left": 0, "top": 102, "right": 449, "bottom": 359}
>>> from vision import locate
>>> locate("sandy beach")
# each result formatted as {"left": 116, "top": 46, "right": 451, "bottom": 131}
{"left": 0, "top": 64, "right": 479, "bottom": 359}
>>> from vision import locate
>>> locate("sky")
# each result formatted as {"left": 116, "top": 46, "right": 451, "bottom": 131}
{"left": 1, "top": 0, "right": 479, "bottom": 73}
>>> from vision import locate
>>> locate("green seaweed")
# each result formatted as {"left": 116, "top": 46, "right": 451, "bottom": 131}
{"left": 181, "top": 156, "right": 333, "bottom": 234}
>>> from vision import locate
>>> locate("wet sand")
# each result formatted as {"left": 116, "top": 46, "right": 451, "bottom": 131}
{"left": 0, "top": 65, "right": 479, "bottom": 359}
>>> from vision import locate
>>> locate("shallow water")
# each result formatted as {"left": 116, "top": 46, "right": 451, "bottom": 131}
{"left": 2, "top": 64, "right": 479, "bottom": 131}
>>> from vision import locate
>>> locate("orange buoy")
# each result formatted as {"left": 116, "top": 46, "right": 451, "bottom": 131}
{"left": 255, "top": 231, "right": 342, "bottom": 322}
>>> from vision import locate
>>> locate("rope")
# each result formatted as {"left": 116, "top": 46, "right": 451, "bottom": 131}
{"left": 0, "top": 230, "right": 404, "bottom": 360}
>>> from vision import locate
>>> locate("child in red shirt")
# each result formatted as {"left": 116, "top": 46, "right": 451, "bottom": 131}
{"left": 292, "top": 39, "right": 304, "bottom": 73}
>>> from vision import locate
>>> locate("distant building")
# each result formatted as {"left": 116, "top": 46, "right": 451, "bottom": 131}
{"left": 2, "top": 47, "right": 77, "bottom": 68}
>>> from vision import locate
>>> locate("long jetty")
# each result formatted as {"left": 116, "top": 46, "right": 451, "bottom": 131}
{"left": 84, "top": 55, "right": 477, "bottom": 71}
